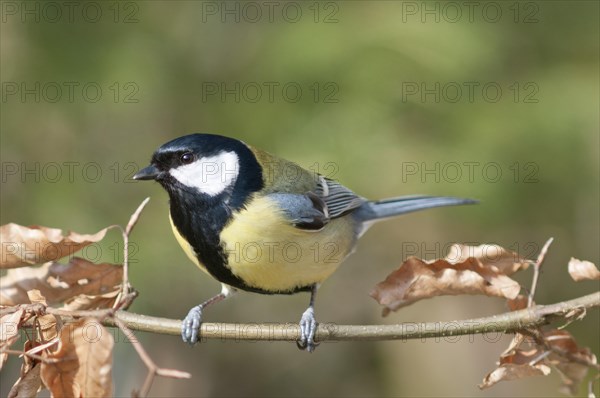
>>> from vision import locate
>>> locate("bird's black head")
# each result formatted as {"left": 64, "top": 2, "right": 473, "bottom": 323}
{"left": 134, "top": 133, "right": 264, "bottom": 210}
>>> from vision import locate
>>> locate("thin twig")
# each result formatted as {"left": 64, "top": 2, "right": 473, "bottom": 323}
{"left": 114, "top": 197, "right": 150, "bottom": 310}
{"left": 113, "top": 318, "right": 156, "bottom": 397}
{"left": 125, "top": 197, "right": 151, "bottom": 236}
{"left": 589, "top": 378, "right": 599, "bottom": 398}
{"left": 528, "top": 350, "right": 551, "bottom": 366}
{"left": 111, "top": 224, "right": 128, "bottom": 308}
{"left": 24, "top": 337, "right": 59, "bottom": 357}
{"left": 156, "top": 368, "right": 191, "bottom": 378}
{"left": 528, "top": 237, "right": 554, "bottom": 307}
{"left": 114, "top": 291, "right": 139, "bottom": 311}
{"left": 113, "top": 317, "right": 190, "bottom": 398}
{"left": 0, "top": 349, "right": 60, "bottom": 364}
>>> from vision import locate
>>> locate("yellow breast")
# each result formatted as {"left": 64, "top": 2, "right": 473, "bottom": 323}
{"left": 220, "top": 196, "right": 356, "bottom": 292}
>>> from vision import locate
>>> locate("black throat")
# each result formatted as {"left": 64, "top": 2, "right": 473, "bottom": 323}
{"left": 162, "top": 144, "right": 272, "bottom": 293}
{"left": 168, "top": 188, "right": 257, "bottom": 290}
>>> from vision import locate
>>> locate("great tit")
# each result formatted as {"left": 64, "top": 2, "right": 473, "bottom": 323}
{"left": 133, "top": 133, "right": 475, "bottom": 351}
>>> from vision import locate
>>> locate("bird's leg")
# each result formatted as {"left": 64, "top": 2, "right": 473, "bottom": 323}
{"left": 181, "top": 284, "right": 236, "bottom": 345}
{"left": 297, "top": 284, "right": 319, "bottom": 352}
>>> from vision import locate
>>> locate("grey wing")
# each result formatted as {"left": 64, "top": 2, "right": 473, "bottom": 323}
{"left": 268, "top": 192, "right": 329, "bottom": 230}
{"left": 267, "top": 177, "right": 366, "bottom": 231}
{"left": 314, "top": 176, "right": 367, "bottom": 219}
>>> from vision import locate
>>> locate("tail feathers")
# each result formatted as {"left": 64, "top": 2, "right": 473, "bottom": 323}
{"left": 355, "top": 195, "right": 477, "bottom": 223}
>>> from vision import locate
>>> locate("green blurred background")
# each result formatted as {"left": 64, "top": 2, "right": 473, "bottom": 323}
{"left": 1, "top": 1, "right": 598, "bottom": 396}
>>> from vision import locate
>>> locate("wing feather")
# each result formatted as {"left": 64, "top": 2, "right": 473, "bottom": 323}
{"left": 314, "top": 177, "right": 366, "bottom": 219}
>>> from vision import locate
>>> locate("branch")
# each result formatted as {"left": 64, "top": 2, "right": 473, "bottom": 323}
{"left": 98, "top": 292, "right": 600, "bottom": 343}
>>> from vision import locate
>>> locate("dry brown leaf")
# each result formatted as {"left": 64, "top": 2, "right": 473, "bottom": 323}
{"left": 1, "top": 257, "right": 122, "bottom": 309}
{"left": 8, "top": 362, "right": 42, "bottom": 398}
{"left": 500, "top": 333, "right": 528, "bottom": 359}
{"left": 1, "top": 309, "right": 25, "bottom": 371}
{"left": 0, "top": 335, "right": 19, "bottom": 371}
{"left": 63, "top": 289, "right": 121, "bottom": 311}
{"left": 545, "top": 329, "right": 595, "bottom": 357}
{"left": 371, "top": 256, "right": 521, "bottom": 315}
{"left": 8, "top": 339, "right": 47, "bottom": 396}
{"left": 0, "top": 223, "right": 111, "bottom": 269}
{"left": 1, "top": 310, "right": 25, "bottom": 369}
{"left": 552, "top": 357, "right": 591, "bottom": 395}
{"left": 27, "top": 289, "right": 60, "bottom": 342}
{"left": 479, "top": 363, "right": 551, "bottom": 388}
{"left": 479, "top": 348, "right": 551, "bottom": 389}
{"left": 445, "top": 243, "right": 532, "bottom": 275}
{"left": 568, "top": 258, "right": 600, "bottom": 282}
{"left": 484, "top": 328, "right": 597, "bottom": 394}
{"left": 21, "top": 339, "right": 41, "bottom": 374}
{"left": 41, "top": 318, "right": 113, "bottom": 397}
{"left": 544, "top": 329, "right": 597, "bottom": 395}
{"left": 26, "top": 289, "right": 48, "bottom": 306}
{"left": 1, "top": 308, "right": 24, "bottom": 341}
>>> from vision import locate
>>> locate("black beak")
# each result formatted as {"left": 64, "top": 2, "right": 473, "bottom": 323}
{"left": 133, "top": 164, "right": 161, "bottom": 181}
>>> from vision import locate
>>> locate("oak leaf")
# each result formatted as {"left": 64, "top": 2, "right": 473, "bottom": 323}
{"left": 41, "top": 318, "right": 113, "bottom": 397}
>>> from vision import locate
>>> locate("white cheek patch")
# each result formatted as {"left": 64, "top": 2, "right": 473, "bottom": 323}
{"left": 170, "top": 151, "right": 240, "bottom": 196}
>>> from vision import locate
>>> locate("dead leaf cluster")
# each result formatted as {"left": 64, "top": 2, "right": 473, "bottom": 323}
{"left": 1, "top": 289, "right": 115, "bottom": 397}
{"left": 0, "top": 198, "right": 189, "bottom": 397}
{"left": 480, "top": 314, "right": 598, "bottom": 394}
{"left": 371, "top": 244, "right": 531, "bottom": 315}
{"left": 1, "top": 223, "right": 123, "bottom": 311}
{"left": 371, "top": 240, "right": 599, "bottom": 395}
{"left": 0, "top": 222, "right": 121, "bottom": 397}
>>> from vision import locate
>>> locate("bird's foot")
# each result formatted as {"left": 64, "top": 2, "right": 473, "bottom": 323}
{"left": 181, "top": 305, "right": 203, "bottom": 345}
{"left": 297, "top": 307, "right": 319, "bottom": 352}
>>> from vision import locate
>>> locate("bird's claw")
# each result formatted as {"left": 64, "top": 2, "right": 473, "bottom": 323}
{"left": 181, "top": 305, "right": 203, "bottom": 345}
{"left": 297, "top": 307, "right": 319, "bottom": 352}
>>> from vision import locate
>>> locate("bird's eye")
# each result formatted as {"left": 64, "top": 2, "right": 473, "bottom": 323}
{"left": 180, "top": 152, "right": 195, "bottom": 164}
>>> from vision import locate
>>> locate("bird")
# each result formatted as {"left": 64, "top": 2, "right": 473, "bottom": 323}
{"left": 133, "top": 133, "right": 476, "bottom": 351}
